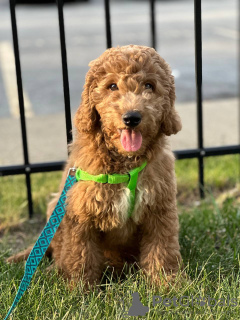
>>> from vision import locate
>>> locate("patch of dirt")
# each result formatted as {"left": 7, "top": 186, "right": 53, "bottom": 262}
{"left": 0, "top": 214, "right": 46, "bottom": 255}
{"left": 177, "top": 183, "right": 240, "bottom": 207}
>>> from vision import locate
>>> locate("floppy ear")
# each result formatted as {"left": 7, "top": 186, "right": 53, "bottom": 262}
{"left": 160, "top": 75, "right": 182, "bottom": 136}
{"left": 74, "top": 65, "right": 100, "bottom": 134}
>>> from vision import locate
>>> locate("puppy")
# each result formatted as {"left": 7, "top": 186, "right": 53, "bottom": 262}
{"left": 8, "top": 45, "right": 182, "bottom": 288}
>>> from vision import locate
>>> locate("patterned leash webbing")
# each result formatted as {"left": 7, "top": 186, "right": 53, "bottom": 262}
{"left": 4, "top": 174, "right": 77, "bottom": 320}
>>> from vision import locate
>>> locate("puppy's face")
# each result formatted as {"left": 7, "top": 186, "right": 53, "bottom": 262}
{"left": 75, "top": 45, "right": 182, "bottom": 157}
{"left": 93, "top": 72, "right": 166, "bottom": 156}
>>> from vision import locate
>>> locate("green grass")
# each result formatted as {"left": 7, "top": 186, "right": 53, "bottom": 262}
{"left": 0, "top": 154, "right": 240, "bottom": 319}
{"left": 0, "top": 171, "right": 62, "bottom": 229}
{"left": 1, "top": 198, "right": 240, "bottom": 319}
{"left": 176, "top": 154, "right": 240, "bottom": 202}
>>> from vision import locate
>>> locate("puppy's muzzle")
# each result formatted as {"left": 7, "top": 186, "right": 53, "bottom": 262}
{"left": 122, "top": 111, "right": 142, "bottom": 128}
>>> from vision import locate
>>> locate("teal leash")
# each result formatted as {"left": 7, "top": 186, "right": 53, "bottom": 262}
{"left": 4, "top": 170, "right": 77, "bottom": 320}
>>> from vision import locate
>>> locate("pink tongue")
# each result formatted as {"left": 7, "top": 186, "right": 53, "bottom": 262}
{"left": 120, "top": 129, "right": 142, "bottom": 152}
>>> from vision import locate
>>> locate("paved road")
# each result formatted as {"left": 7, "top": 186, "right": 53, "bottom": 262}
{"left": 0, "top": 0, "right": 239, "bottom": 165}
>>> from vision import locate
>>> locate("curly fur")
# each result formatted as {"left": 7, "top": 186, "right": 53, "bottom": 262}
{"left": 8, "top": 45, "right": 182, "bottom": 287}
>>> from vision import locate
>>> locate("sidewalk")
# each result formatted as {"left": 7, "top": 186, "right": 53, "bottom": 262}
{"left": 0, "top": 98, "right": 239, "bottom": 167}
{"left": 171, "top": 98, "right": 239, "bottom": 150}
{"left": 0, "top": 113, "right": 68, "bottom": 166}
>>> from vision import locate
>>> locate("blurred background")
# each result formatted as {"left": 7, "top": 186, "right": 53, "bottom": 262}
{"left": 0, "top": 0, "right": 238, "bottom": 166}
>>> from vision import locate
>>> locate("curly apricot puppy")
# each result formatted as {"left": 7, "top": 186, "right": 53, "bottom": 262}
{"left": 8, "top": 45, "right": 182, "bottom": 287}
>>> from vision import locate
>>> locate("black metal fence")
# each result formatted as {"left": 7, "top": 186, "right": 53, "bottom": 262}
{"left": 0, "top": 0, "right": 240, "bottom": 218}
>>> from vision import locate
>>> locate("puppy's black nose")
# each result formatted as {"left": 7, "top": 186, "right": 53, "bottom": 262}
{"left": 122, "top": 111, "right": 142, "bottom": 127}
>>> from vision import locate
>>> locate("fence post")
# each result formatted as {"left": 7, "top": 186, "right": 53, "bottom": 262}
{"left": 9, "top": 0, "right": 33, "bottom": 217}
{"left": 194, "top": 0, "right": 204, "bottom": 198}
{"left": 104, "top": 0, "right": 112, "bottom": 48}
{"left": 56, "top": 0, "right": 72, "bottom": 148}
{"left": 150, "top": 0, "right": 156, "bottom": 49}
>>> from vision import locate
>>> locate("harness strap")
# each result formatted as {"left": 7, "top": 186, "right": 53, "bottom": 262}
{"left": 75, "top": 161, "right": 147, "bottom": 217}
{"left": 127, "top": 161, "right": 147, "bottom": 217}
{"left": 76, "top": 169, "right": 129, "bottom": 184}
{"left": 4, "top": 174, "right": 77, "bottom": 320}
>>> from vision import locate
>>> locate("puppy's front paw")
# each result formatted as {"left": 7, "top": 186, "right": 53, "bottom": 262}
{"left": 149, "top": 270, "right": 189, "bottom": 290}
{"left": 67, "top": 274, "right": 101, "bottom": 293}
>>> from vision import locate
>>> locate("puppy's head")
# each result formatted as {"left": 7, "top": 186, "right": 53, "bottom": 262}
{"left": 74, "top": 45, "right": 182, "bottom": 156}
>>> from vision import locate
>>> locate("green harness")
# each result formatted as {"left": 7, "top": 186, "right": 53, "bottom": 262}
{"left": 76, "top": 161, "right": 147, "bottom": 218}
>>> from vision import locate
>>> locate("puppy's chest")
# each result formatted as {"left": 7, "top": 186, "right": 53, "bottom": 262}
{"left": 94, "top": 175, "right": 153, "bottom": 225}
{"left": 112, "top": 185, "right": 151, "bottom": 223}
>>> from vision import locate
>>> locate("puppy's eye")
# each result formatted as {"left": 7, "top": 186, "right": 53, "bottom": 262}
{"left": 145, "top": 83, "right": 154, "bottom": 90}
{"left": 109, "top": 83, "right": 118, "bottom": 91}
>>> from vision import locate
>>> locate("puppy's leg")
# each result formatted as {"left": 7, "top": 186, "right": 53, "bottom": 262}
{"left": 7, "top": 245, "right": 33, "bottom": 263}
{"left": 57, "top": 216, "right": 105, "bottom": 290}
{"left": 139, "top": 208, "right": 182, "bottom": 287}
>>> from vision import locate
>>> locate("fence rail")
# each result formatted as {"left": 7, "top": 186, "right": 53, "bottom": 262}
{"left": 0, "top": 0, "right": 240, "bottom": 218}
